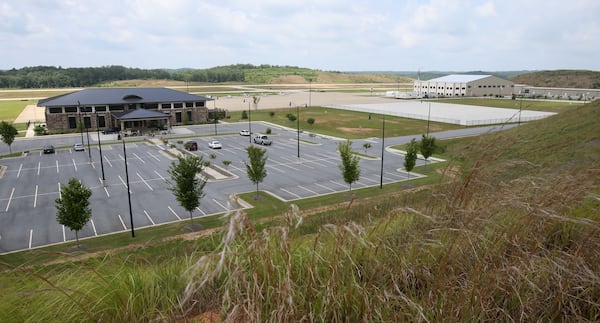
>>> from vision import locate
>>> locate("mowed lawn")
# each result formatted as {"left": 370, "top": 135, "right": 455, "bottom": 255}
{"left": 0, "top": 100, "right": 35, "bottom": 122}
{"left": 228, "top": 106, "right": 462, "bottom": 139}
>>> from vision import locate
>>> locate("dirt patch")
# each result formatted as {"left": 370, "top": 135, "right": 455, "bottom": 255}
{"left": 336, "top": 126, "right": 377, "bottom": 134}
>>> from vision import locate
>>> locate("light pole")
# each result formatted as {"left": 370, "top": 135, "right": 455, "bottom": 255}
{"left": 426, "top": 101, "right": 431, "bottom": 137}
{"left": 84, "top": 115, "right": 91, "bottom": 161}
{"left": 122, "top": 138, "right": 135, "bottom": 238}
{"left": 297, "top": 103, "right": 300, "bottom": 158}
{"left": 78, "top": 101, "right": 84, "bottom": 145}
{"left": 248, "top": 101, "right": 252, "bottom": 143}
{"left": 380, "top": 116, "right": 385, "bottom": 189}
{"left": 96, "top": 112, "right": 106, "bottom": 186}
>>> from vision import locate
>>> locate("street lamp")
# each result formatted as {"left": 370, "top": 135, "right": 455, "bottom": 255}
{"left": 84, "top": 115, "right": 91, "bottom": 161}
{"left": 297, "top": 103, "right": 300, "bottom": 158}
{"left": 78, "top": 101, "right": 84, "bottom": 145}
{"left": 426, "top": 102, "right": 431, "bottom": 137}
{"left": 380, "top": 116, "right": 385, "bottom": 189}
{"left": 96, "top": 112, "right": 106, "bottom": 186}
{"left": 122, "top": 138, "right": 135, "bottom": 238}
{"left": 248, "top": 101, "right": 252, "bottom": 143}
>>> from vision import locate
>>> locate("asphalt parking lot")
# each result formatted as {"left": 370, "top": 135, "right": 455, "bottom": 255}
{"left": 1, "top": 121, "right": 510, "bottom": 254}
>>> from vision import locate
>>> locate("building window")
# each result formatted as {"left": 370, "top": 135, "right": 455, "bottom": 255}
{"left": 49, "top": 107, "right": 62, "bottom": 114}
{"left": 162, "top": 103, "right": 172, "bottom": 109}
{"left": 196, "top": 101, "right": 205, "bottom": 107}
{"left": 98, "top": 115, "right": 106, "bottom": 128}
{"left": 84, "top": 116, "right": 92, "bottom": 129}
{"left": 68, "top": 117, "right": 77, "bottom": 129}
{"left": 186, "top": 110, "right": 192, "bottom": 122}
{"left": 185, "top": 102, "right": 193, "bottom": 107}
{"left": 127, "top": 104, "right": 137, "bottom": 110}
{"left": 174, "top": 103, "right": 183, "bottom": 109}
{"left": 109, "top": 105, "right": 124, "bottom": 111}
{"left": 175, "top": 112, "right": 182, "bottom": 123}
{"left": 95, "top": 106, "right": 106, "bottom": 112}
{"left": 65, "top": 106, "right": 77, "bottom": 113}
{"left": 81, "top": 106, "right": 92, "bottom": 112}
{"left": 145, "top": 103, "right": 159, "bottom": 109}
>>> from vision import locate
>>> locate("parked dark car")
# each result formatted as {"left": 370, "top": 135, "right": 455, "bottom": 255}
{"left": 43, "top": 145, "right": 55, "bottom": 154}
{"left": 102, "top": 127, "right": 119, "bottom": 134}
{"left": 184, "top": 141, "right": 198, "bottom": 151}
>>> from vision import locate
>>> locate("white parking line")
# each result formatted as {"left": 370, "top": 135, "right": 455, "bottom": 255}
{"left": 37, "top": 162, "right": 41, "bottom": 176}
{"left": 56, "top": 160, "right": 59, "bottom": 173}
{"left": 90, "top": 219, "right": 98, "bottom": 236}
{"left": 133, "top": 153, "right": 146, "bottom": 163}
{"left": 28, "top": 229, "right": 33, "bottom": 249}
{"left": 91, "top": 162, "right": 96, "bottom": 169}
{"left": 195, "top": 207, "right": 207, "bottom": 216}
{"left": 360, "top": 177, "right": 379, "bottom": 184}
{"left": 315, "top": 182, "right": 336, "bottom": 192}
{"left": 267, "top": 164, "right": 286, "bottom": 173}
{"left": 144, "top": 210, "right": 156, "bottom": 225}
{"left": 17, "top": 164, "right": 22, "bottom": 178}
{"left": 168, "top": 206, "right": 182, "bottom": 220}
{"left": 280, "top": 156, "right": 315, "bottom": 169}
{"left": 329, "top": 180, "right": 347, "bottom": 188}
{"left": 5, "top": 187, "right": 15, "bottom": 212}
{"left": 212, "top": 198, "right": 229, "bottom": 211}
{"left": 104, "top": 155, "right": 113, "bottom": 167}
{"left": 280, "top": 187, "right": 302, "bottom": 199}
{"left": 33, "top": 185, "right": 38, "bottom": 208}
{"left": 103, "top": 186, "right": 110, "bottom": 197}
{"left": 137, "top": 173, "right": 153, "bottom": 191}
{"left": 297, "top": 185, "right": 319, "bottom": 195}
{"left": 147, "top": 152, "right": 161, "bottom": 161}
{"left": 72, "top": 159, "right": 78, "bottom": 171}
{"left": 58, "top": 182, "right": 62, "bottom": 199}
{"left": 154, "top": 170, "right": 166, "bottom": 181}
{"left": 117, "top": 214, "right": 127, "bottom": 230}
{"left": 62, "top": 225, "right": 66, "bottom": 242}
{"left": 118, "top": 175, "right": 131, "bottom": 193}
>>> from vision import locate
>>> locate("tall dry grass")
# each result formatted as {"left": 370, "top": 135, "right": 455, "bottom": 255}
{"left": 181, "top": 134, "right": 599, "bottom": 322}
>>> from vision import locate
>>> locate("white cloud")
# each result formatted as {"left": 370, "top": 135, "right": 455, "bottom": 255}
{"left": 0, "top": 0, "right": 598, "bottom": 71}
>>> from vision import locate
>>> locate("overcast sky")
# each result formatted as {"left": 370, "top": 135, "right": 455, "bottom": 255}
{"left": 1, "top": 0, "right": 598, "bottom": 72}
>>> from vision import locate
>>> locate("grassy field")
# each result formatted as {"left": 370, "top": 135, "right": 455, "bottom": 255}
{"left": 228, "top": 106, "right": 462, "bottom": 139}
{"left": 0, "top": 100, "right": 598, "bottom": 321}
{"left": 0, "top": 100, "right": 35, "bottom": 121}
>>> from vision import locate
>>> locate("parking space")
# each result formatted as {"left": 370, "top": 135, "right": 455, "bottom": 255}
{"left": 0, "top": 122, "right": 434, "bottom": 254}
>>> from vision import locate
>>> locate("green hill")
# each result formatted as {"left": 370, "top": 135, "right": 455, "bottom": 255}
{"left": 510, "top": 69, "right": 600, "bottom": 88}
{"left": 1, "top": 101, "right": 598, "bottom": 321}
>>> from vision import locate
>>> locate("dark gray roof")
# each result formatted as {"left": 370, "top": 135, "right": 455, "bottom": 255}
{"left": 38, "top": 88, "right": 211, "bottom": 107}
{"left": 113, "top": 109, "right": 170, "bottom": 120}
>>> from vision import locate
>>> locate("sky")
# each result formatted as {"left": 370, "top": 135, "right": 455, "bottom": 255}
{"left": 1, "top": 0, "right": 599, "bottom": 72}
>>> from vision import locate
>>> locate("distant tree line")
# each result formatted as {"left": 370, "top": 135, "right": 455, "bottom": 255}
{"left": 0, "top": 64, "right": 319, "bottom": 89}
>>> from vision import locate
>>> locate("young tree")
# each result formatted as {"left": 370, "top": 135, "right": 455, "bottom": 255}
{"left": 55, "top": 178, "right": 92, "bottom": 246}
{"left": 419, "top": 134, "right": 437, "bottom": 163}
{"left": 241, "top": 110, "right": 248, "bottom": 120}
{"left": 0, "top": 121, "right": 18, "bottom": 154}
{"left": 245, "top": 145, "right": 268, "bottom": 199}
{"left": 338, "top": 140, "right": 361, "bottom": 191}
{"left": 404, "top": 139, "right": 419, "bottom": 178}
{"left": 307, "top": 117, "right": 315, "bottom": 127}
{"left": 168, "top": 155, "right": 207, "bottom": 223}
{"left": 222, "top": 160, "right": 232, "bottom": 169}
{"left": 269, "top": 111, "right": 275, "bottom": 119}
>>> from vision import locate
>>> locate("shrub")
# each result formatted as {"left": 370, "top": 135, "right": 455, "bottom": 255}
{"left": 266, "top": 128, "right": 272, "bottom": 134}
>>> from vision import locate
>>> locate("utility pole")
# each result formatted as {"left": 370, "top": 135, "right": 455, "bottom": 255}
{"left": 96, "top": 112, "right": 106, "bottom": 186}
{"left": 122, "top": 138, "right": 135, "bottom": 238}
{"left": 380, "top": 116, "right": 385, "bottom": 189}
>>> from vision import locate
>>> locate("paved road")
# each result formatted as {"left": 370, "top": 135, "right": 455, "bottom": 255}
{"left": 0, "top": 121, "right": 514, "bottom": 254}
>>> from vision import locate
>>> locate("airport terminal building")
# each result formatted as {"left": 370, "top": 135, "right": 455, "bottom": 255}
{"left": 38, "top": 88, "right": 211, "bottom": 132}
{"left": 413, "top": 74, "right": 515, "bottom": 98}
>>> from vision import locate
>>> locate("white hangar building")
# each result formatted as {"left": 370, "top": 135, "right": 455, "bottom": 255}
{"left": 413, "top": 74, "right": 515, "bottom": 98}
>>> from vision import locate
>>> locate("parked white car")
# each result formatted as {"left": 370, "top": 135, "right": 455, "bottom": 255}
{"left": 73, "top": 143, "right": 85, "bottom": 151}
{"left": 240, "top": 129, "right": 250, "bottom": 136}
{"left": 208, "top": 140, "right": 222, "bottom": 149}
